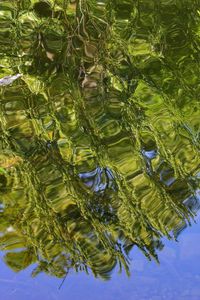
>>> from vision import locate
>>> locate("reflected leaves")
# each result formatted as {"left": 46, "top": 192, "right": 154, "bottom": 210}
{"left": 0, "top": 0, "right": 200, "bottom": 281}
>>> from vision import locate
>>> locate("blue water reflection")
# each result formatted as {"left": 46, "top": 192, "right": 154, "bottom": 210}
{"left": 79, "top": 167, "right": 117, "bottom": 193}
{"left": 1, "top": 214, "right": 200, "bottom": 300}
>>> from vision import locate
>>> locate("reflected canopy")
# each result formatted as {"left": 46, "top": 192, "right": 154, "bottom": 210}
{"left": 0, "top": 0, "right": 200, "bottom": 280}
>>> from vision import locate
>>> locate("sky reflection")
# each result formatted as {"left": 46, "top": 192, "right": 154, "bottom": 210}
{"left": 1, "top": 214, "right": 200, "bottom": 300}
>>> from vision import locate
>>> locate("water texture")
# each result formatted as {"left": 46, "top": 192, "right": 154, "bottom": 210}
{"left": 0, "top": 0, "right": 200, "bottom": 280}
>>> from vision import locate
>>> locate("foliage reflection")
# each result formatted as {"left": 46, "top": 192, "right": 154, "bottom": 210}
{"left": 0, "top": 0, "right": 200, "bottom": 280}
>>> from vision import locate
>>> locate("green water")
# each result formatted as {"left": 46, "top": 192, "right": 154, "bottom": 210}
{"left": 0, "top": 0, "right": 199, "bottom": 280}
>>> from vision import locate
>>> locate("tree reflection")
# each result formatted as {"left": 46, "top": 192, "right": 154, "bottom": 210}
{"left": 0, "top": 0, "right": 200, "bottom": 280}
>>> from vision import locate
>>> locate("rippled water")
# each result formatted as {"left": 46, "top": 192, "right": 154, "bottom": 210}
{"left": 0, "top": 0, "right": 200, "bottom": 293}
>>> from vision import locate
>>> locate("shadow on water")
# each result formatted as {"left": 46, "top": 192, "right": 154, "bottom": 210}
{"left": 0, "top": 0, "right": 200, "bottom": 281}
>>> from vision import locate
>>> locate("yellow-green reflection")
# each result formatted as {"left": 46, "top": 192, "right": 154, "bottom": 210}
{"left": 0, "top": 0, "right": 199, "bottom": 280}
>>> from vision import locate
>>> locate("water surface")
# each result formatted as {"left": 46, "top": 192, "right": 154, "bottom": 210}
{"left": 0, "top": 0, "right": 200, "bottom": 298}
